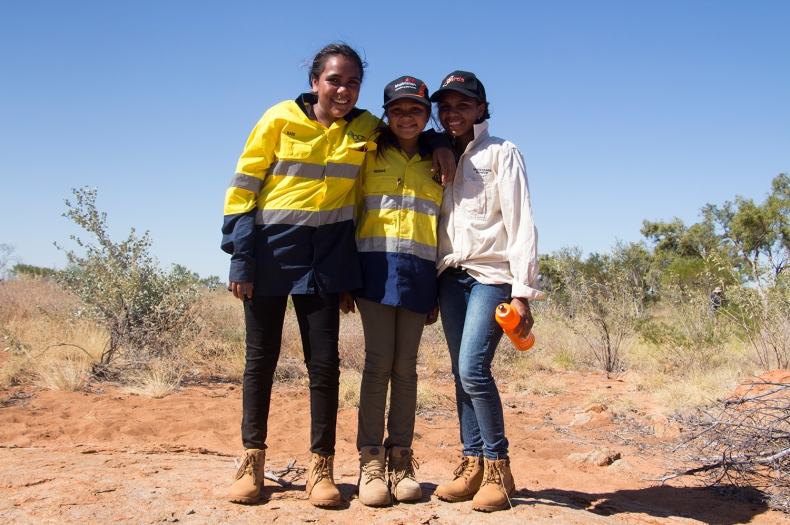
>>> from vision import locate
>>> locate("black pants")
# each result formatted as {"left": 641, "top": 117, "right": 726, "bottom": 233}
{"left": 241, "top": 292, "right": 340, "bottom": 455}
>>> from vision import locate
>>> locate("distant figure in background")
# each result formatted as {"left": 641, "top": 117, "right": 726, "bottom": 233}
{"left": 710, "top": 286, "right": 723, "bottom": 312}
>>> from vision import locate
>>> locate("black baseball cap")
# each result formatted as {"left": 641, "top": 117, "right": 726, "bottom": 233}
{"left": 429, "top": 71, "right": 486, "bottom": 102}
{"left": 383, "top": 76, "right": 431, "bottom": 108}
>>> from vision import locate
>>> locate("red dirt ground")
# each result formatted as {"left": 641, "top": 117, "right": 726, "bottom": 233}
{"left": 1, "top": 369, "right": 788, "bottom": 525}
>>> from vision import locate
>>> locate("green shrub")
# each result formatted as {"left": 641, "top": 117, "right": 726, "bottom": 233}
{"left": 55, "top": 187, "right": 200, "bottom": 364}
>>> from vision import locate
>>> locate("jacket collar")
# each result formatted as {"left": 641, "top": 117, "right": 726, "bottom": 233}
{"left": 467, "top": 121, "right": 490, "bottom": 151}
{"left": 295, "top": 93, "right": 366, "bottom": 123}
{"left": 381, "top": 132, "right": 429, "bottom": 158}
{"left": 450, "top": 121, "right": 490, "bottom": 156}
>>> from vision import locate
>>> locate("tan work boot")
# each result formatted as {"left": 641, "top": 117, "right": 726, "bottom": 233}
{"left": 433, "top": 455, "right": 484, "bottom": 502}
{"left": 306, "top": 453, "right": 341, "bottom": 507}
{"left": 357, "top": 446, "right": 391, "bottom": 506}
{"left": 388, "top": 446, "right": 422, "bottom": 502}
{"left": 228, "top": 448, "right": 265, "bottom": 504}
{"left": 472, "top": 458, "right": 516, "bottom": 512}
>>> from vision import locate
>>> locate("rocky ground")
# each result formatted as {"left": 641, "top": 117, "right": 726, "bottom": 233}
{"left": 1, "top": 369, "right": 787, "bottom": 525}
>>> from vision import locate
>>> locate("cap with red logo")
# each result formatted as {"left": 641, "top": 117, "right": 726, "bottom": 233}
{"left": 383, "top": 76, "right": 431, "bottom": 108}
{"left": 429, "top": 70, "right": 486, "bottom": 102}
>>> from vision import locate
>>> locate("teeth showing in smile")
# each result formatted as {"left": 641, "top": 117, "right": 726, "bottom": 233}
{"left": 332, "top": 98, "right": 349, "bottom": 104}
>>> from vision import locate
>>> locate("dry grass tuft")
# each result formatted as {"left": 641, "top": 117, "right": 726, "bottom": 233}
{"left": 125, "top": 360, "right": 184, "bottom": 399}
{"left": 339, "top": 311, "right": 365, "bottom": 372}
{"left": 582, "top": 390, "right": 612, "bottom": 410}
{"left": 0, "top": 355, "right": 31, "bottom": 386}
{"left": 34, "top": 355, "right": 90, "bottom": 391}
{"left": 338, "top": 371, "right": 361, "bottom": 409}
{"left": 511, "top": 373, "right": 567, "bottom": 397}
{"left": 419, "top": 321, "right": 451, "bottom": 375}
{"left": 274, "top": 357, "right": 307, "bottom": 384}
{"left": 610, "top": 396, "right": 643, "bottom": 418}
{"left": 650, "top": 368, "right": 745, "bottom": 415}
{"left": 416, "top": 381, "right": 452, "bottom": 412}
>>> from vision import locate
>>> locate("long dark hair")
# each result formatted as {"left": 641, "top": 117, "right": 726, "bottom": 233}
{"left": 308, "top": 42, "right": 367, "bottom": 86}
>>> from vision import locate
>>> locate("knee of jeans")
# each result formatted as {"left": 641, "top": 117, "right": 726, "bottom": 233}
{"left": 363, "top": 354, "right": 394, "bottom": 378}
{"left": 307, "top": 361, "right": 340, "bottom": 381}
{"left": 458, "top": 364, "right": 489, "bottom": 393}
{"left": 390, "top": 369, "right": 417, "bottom": 388}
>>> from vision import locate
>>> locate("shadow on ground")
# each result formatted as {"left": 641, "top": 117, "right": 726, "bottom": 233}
{"left": 515, "top": 486, "right": 769, "bottom": 525}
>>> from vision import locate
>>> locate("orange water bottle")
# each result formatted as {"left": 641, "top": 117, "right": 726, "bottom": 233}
{"left": 495, "top": 303, "right": 535, "bottom": 351}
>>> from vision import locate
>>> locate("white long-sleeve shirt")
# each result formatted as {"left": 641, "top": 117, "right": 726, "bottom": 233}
{"left": 437, "top": 122, "right": 546, "bottom": 301}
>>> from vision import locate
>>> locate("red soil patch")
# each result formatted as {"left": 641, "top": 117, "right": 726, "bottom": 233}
{"left": 1, "top": 370, "right": 787, "bottom": 524}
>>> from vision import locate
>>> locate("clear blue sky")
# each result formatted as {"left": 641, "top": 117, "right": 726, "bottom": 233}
{"left": 1, "top": 1, "right": 788, "bottom": 280}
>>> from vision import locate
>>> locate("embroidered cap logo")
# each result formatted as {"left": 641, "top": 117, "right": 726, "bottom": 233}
{"left": 443, "top": 76, "right": 466, "bottom": 87}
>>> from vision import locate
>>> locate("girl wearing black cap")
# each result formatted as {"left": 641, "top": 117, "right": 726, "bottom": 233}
{"left": 221, "top": 43, "right": 454, "bottom": 508}
{"left": 339, "top": 75, "right": 442, "bottom": 506}
{"left": 430, "top": 71, "right": 545, "bottom": 512}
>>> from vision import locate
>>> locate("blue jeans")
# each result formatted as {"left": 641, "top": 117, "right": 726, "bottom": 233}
{"left": 438, "top": 268, "right": 511, "bottom": 460}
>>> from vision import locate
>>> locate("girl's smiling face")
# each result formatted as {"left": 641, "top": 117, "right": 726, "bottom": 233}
{"left": 437, "top": 90, "right": 485, "bottom": 142}
{"left": 386, "top": 98, "right": 430, "bottom": 143}
{"left": 311, "top": 55, "right": 362, "bottom": 127}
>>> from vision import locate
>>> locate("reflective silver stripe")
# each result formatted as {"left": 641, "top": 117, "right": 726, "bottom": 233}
{"left": 255, "top": 205, "right": 355, "bottom": 227}
{"left": 229, "top": 173, "right": 264, "bottom": 193}
{"left": 362, "top": 195, "right": 439, "bottom": 217}
{"left": 326, "top": 162, "right": 360, "bottom": 180}
{"left": 356, "top": 236, "right": 437, "bottom": 261}
{"left": 269, "top": 160, "right": 325, "bottom": 180}
{"left": 265, "top": 160, "right": 359, "bottom": 181}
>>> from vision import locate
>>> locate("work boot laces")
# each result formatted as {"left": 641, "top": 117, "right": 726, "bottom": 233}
{"left": 452, "top": 457, "right": 475, "bottom": 481}
{"left": 361, "top": 457, "right": 386, "bottom": 485}
{"left": 234, "top": 452, "right": 260, "bottom": 484}
{"left": 311, "top": 455, "right": 332, "bottom": 484}
{"left": 389, "top": 452, "right": 419, "bottom": 486}
{"left": 483, "top": 460, "right": 512, "bottom": 509}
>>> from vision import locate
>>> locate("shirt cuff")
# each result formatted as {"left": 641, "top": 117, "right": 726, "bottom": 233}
{"left": 229, "top": 260, "right": 255, "bottom": 284}
{"left": 512, "top": 282, "right": 547, "bottom": 301}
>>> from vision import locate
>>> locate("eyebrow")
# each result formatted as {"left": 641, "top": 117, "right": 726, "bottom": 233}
{"left": 325, "top": 73, "right": 361, "bottom": 81}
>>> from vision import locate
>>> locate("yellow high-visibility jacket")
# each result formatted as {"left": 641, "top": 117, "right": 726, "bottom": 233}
{"left": 354, "top": 143, "right": 443, "bottom": 314}
{"left": 221, "top": 93, "right": 379, "bottom": 295}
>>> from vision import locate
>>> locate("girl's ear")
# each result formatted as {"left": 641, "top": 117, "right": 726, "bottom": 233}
{"left": 310, "top": 75, "right": 319, "bottom": 93}
{"left": 476, "top": 103, "right": 486, "bottom": 120}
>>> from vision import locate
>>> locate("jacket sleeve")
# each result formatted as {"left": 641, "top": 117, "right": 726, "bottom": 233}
{"left": 418, "top": 129, "right": 452, "bottom": 153}
{"left": 221, "top": 110, "right": 279, "bottom": 283}
{"left": 497, "top": 144, "right": 547, "bottom": 301}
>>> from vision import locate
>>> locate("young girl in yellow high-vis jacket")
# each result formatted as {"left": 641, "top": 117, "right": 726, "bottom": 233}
{"left": 339, "top": 76, "right": 442, "bottom": 507}
{"left": 221, "top": 43, "right": 454, "bottom": 508}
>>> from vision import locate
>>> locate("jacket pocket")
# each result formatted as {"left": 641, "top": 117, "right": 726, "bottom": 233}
{"left": 461, "top": 174, "right": 487, "bottom": 219}
{"left": 277, "top": 136, "right": 314, "bottom": 159}
{"left": 363, "top": 176, "right": 399, "bottom": 195}
{"left": 420, "top": 181, "right": 443, "bottom": 205}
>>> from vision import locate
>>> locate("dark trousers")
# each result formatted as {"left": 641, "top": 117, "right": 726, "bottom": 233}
{"left": 241, "top": 292, "right": 340, "bottom": 455}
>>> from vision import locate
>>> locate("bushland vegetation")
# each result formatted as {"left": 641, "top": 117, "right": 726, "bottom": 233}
{"left": 1, "top": 176, "right": 789, "bottom": 510}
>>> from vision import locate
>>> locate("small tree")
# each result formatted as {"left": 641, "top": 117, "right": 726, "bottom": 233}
{"left": 0, "top": 244, "right": 20, "bottom": 281}
{"left": 10, "top": 263, "right": 58, "bottom": 279}
{"left": 55, "top": 187, "right": 199, "bottom": 364}
{"left": 550, "top": 245, "right": 646, "bottom": 374}
{"left": 705, "top": 173, "right": 790, "bottom": 302}
{"left": 721, "top": 262, "right": 790, "bottom": 371}
{"left": 640, "top": 280, "right": 731, "bottom": 373}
